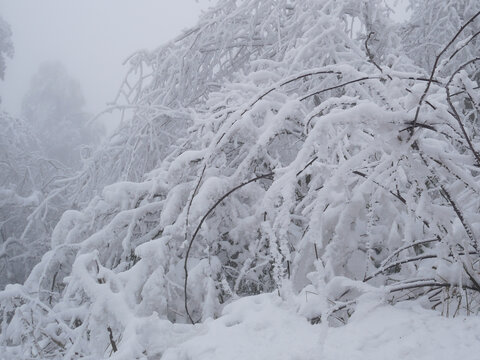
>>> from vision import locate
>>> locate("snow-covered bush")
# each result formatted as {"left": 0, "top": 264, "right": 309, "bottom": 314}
{"left": 1, "top": 0, "right": 480, "bottom": 358}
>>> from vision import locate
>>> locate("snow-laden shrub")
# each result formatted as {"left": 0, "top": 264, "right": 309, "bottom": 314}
{"left": 1, "top": 0, "right": 480, "bottom": 358}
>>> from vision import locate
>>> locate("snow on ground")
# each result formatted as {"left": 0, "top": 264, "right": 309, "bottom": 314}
{"left": 162, "top": 294, "right": 324, "bottom": 360}
{"left": 160, "top": 293, "right": 480, "bottom": 360}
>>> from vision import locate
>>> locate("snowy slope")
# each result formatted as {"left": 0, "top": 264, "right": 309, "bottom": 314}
{"left": 160, "top": 294, "right": 480, "bottom": 360}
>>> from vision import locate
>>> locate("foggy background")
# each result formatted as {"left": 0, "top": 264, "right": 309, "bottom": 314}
{"left": 0, "top": 0, "right": 214, "bottom": 133}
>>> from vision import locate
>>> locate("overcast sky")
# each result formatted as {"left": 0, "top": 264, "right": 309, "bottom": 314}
{"left": 0, "top": 0, "right": 213, "bottom": 130}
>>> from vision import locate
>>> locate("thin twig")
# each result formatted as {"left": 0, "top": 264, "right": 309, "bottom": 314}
{"left": 107, "top": 326, "right": 117, "bottom": 353}
{"left": 296, "top": 157, "right": 318, "bottom": 177}
{"left": 352, "top": 170, "right": 406, "bottom": 204}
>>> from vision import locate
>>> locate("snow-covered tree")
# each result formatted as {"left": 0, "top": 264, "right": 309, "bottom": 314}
{"left": 0, "top": 15, "right": 13, "bottom": 85}
{"left": 0, "top": 112, "right": 71, "bottom": 289}
{"left": 1, "top": 0, "right": 480, "bottom": 358}
{"left": 22, "top": 61, "right": 103, "bottom": 167}
{"left": 0, "top": 48, "right": 91, "bottom": 289}
{"left": 0, "top": 18, "right": 60, "bottom": 289}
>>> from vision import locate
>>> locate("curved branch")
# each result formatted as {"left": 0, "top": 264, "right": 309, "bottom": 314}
{"left": 300, "top": 77, "right": 379, "bottom": 102}
{"left": 378, "top": 237, "right": 440, "bottom": 269}
{"left": 185, "top": 164, "right": 207, "bottom": 243}
{"left": 183, "top": 172, "right": 274, "bottom": 323}
{"left": 364, "top": 253, "right": 438, "bottom": 282}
